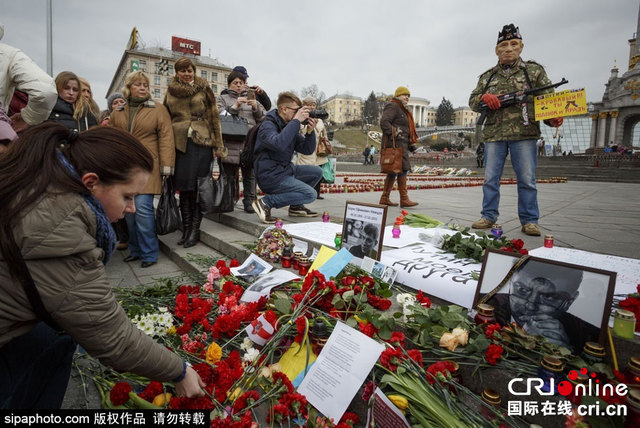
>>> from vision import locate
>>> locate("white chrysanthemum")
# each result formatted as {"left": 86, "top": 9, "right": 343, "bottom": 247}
{"left": 240, "top": 337, "right": 254, "bottom": 351}
{"left": 159, "top": 307, "right": 168, "bottom": 313}
{"left": 396, "top": 293, "right": 414, "bottom": 306}
{"left": 243, "top": 348, "right": 260, "bottom": 362}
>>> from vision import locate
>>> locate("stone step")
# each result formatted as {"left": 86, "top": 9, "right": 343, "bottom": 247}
{"left": 157, "top": 228, "right": 226, "bottom": 275}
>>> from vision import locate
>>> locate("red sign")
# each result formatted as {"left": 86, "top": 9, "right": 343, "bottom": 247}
{"left": 171, "top": 36, "right": 201, "bottom": 56}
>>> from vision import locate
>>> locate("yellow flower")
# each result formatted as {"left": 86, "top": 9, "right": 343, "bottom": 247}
{"left": 451, "top": 327, "right": 469, "bottom": 346}
{"left": 206, "top": 342, "right": 222, "bottom": 364}
{"left": 152, "top": 392, "right": 172, "bottom": 407}
{"left": 166, "top": 326, "right": 176, "bottom": 335}
{"left": 388, "top": 394, "right": 409, "bottom": 410}
{"left": 439, "top": 332, "right": 459, "bottom": 351}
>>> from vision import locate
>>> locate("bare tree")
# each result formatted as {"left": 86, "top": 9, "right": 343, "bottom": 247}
{"left": 300, "top": 84, "right": 326, "bottom": 106}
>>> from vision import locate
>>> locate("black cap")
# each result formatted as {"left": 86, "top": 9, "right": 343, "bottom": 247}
{"left": 497, "top": 24, "right": 521, "bottom": 45}
{"left": 233, "top": 66, "right": 249, "bottom": 79}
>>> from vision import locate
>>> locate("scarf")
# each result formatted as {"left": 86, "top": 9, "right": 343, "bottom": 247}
{"left": 127, "top": 96, "right": 149, "bottom": 131}
{"left": 56, "top": 150, "right": 117, "bottom": 264}
{"left": 391, "top": 98, "right": 419, "bottom": 144}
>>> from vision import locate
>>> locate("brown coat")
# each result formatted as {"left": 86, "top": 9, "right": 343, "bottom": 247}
{"left": 0, "top": 192, "right": 183, "bottom": 381}
{"left": 110, "top": 99, "right": 175, "bottom": 194}
{"left": 380, "top": 99, "right": 411, "bottom": 172}
{"left": 163, "top": 76, "right": 225, "bottom": 157}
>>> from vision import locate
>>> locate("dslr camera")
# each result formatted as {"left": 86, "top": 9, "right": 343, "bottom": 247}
{"left": 308, "top": 109, "right": 329, "bottom": 120}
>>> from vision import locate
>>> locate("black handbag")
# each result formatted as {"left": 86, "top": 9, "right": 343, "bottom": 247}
{"left": 155, "top": 177, "right": 181, "bottom": 235}
{"left": 197, "top": 158, "right": 235, "bottom": 214}
{"left": 220, "top": 114, "right": 249, "bottom": 141}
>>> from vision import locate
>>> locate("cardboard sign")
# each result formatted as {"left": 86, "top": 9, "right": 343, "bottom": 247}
{"left": 534, "top": 88, "right": 587, "bottom": 120}
{"left": 381, "top": 243, "right": 481, "bottom": 308}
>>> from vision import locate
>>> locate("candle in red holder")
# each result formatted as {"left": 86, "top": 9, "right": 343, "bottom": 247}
{"left": 281, "top": 255, "right": 292, "bottom": 268}
{"left": 480, "top": 388, "right": 501, "bottom": 421}
{"left": 292, "top": 251, "right": 303, "bottom": 270}
{"left": 298, "top": 257, "right": 310, "bottom": 276}
{"left": 625, "top": 356, "right": 640, "bottom": 388}
{"left": 625, "top": 389, "right": 640, "bottom": 427}
{"left": 544, "top": 234, "right": 554, "bottom": 248}
{"left": 474, "top": 304, "right": 497, "bottom": 325}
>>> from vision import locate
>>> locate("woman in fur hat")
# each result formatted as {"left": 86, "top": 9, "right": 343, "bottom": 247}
{"left": 100, "top": 92, "right": 126, "bottom": 126}
{"left": 164, "top": 57, "right": 224, "bottom": 248}
{"left": 379, "top": 86, "right": 419, "bottom": 208}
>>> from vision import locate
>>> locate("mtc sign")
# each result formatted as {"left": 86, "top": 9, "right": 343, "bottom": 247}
{"left": 171, "top": 36, "right": 201, "bottom": 56}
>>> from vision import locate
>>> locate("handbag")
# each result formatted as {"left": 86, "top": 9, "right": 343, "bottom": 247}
{"left": 197, "top": 158, "right": 235, "bottom": 214}
{"left": 316, "top": 137, "right": 332, "bottom": 156}
{"left": 220, "top": 114, "right": 249, "bottom": 141}
{"left": 321, "top": 159, "right": 335, "bottom": 183}
{"left": 380, "top": 128, "right": 403, "bottom": 174}
{"left": 155, "top": 177, "right": 181, "bottom": 235}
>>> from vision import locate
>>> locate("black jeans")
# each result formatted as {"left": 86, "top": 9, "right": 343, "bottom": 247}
{"left": 0, "top": 323, "right": 76, "bottom": 409}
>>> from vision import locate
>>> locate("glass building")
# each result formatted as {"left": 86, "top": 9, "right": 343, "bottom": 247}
{"left": 540, "top": 114, "right": 592, "bottom": 154}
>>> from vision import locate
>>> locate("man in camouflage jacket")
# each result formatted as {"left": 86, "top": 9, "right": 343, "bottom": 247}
{"left": 469, "top": 24, "right": 563, "bottom": 236}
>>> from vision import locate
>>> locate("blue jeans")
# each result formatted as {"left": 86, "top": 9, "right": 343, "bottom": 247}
{"left": 0, "top": 323, "right": 76, "bottom": 409}
{"left": 125, "top": 194, "right": 159, "bottom": 262}
{"left": 481, "top": 139, "right": 539, "bottom": 225}
{"left": 262, "top": 165, "right": 322, "bottom": 209}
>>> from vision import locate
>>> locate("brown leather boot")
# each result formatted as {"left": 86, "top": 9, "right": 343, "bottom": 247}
{"left": 379, "top": 175, "right": 398, "bottom": 206}
{"left": 398, "top": 175, "right": 418, "bottom": 207}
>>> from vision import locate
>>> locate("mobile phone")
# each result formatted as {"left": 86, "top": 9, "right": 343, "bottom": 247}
{"left": 247, "top": 89, "right": 256, "bottom": 100}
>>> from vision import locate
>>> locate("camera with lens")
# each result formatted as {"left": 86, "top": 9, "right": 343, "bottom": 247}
{"left": 308, "top": 109, "right": 329, "bottom": 120}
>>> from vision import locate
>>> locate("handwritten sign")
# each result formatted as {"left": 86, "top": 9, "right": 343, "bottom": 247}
{"left": 381, "top": 243, "right": 481, "bottom": 308}
{"left": 534, "top": 88, "right": 587, "bottom": 120}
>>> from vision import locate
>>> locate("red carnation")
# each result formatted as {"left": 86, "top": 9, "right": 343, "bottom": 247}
{"left": 358, "top": 322, "right": 378, "bottom": 338}
{"left": 416, "top": 291, "right": 431, "bottom": 308}
{"left": 379, "top": 347, "right": 403, "bottom": 372}
{"left": 388, "top": 331, "right": 406, "bottom": 346}
{"left": 233, "top": 390, "right": 261, "bottom": 412}
{"left": 216, "top": 260, "right": 227, "bottom": 269}
{"left": 484, "top": 323, "right": 501, "bottom": 339}
{"left": 426, "top": 361, "right": 456, "bottom": 385}
{"left": 138, "top": 381, "right": 164, "bottom": 402}
{"left": 272, "top": 371, "right": 294, "bottom": 393}
{"left": 510, "top": 239, "right": 525, "bottom": 250}
{"left": 407, "top": 349, "right": 423, "bottom": 367}
{"left": 340, "top": 411, "right": 360, "bottom": 426}
{"left": 109, "top": 382, "right": 131, "bottom": 406}
{"left": 229, "top": 258, "right": 240, "bottom": 267}
{"left": 484, "top": 344, "right": 504, "bottom": 365}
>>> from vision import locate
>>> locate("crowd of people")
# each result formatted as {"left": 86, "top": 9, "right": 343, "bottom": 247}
{"left": 0, "top": 21, "right": 567, "bottom": 409}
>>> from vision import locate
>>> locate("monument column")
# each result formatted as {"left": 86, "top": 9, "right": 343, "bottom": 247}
{"left": 608, "top": 111, "right": 619, "bottom": 144}
{"left": 597, "top": 112, "right": 608, "bottom": 147}
{"left": 589, "top": 114, "right": 599, "bottom": 148}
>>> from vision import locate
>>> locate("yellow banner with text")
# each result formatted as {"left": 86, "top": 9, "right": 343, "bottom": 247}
{"left": 534, "top": 88, "right": 587, "bottom": 121}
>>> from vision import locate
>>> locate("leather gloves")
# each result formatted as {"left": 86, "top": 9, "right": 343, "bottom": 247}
{"left": 547, "top": 117, "right": 564, "bottom": 127}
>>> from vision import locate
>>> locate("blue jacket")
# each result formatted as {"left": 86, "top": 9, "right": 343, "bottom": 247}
{"left": 254, "top": 109, "right": 316, "bottom": 193}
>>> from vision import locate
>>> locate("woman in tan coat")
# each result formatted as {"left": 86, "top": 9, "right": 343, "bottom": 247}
{"left": 164, "top": 57, "right": 224, "bottom": 248}
{"left": 110, "top": 71, "right": 175, "bottom": 267}
{"left": 0, "top": 124, "right": 203, "bottom": 409}
{"left": 379, "top": 86, "right": 419, "bottom": 207}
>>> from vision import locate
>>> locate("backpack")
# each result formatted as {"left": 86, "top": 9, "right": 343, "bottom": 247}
{"left": 240, "top": 119, "right": 265, "bottom": 169}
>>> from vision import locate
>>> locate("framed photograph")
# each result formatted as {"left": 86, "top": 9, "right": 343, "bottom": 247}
{"left": 361, "top": 256, "right": 399, "bottom": 285}
{"left": 473, "top": 248, "right": 617, "bottom": 353}
{"left": 341, "top": 201, "right": 387, "bottom": 261}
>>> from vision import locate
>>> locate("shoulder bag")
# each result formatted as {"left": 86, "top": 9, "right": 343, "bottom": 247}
{"left": 380, "top": 127, "right": 403, "bottom": 174}
{"left": 316, "top": 137, "right": 333, "bottom": 156}
{"left": 155, "top": 177, "right": 181, "bottom": 235}
{"left": 197, "top": 158, "right": 235, "bottom": 214}
{"left": 220, "top": 114, "right": 249, "bottom": 142}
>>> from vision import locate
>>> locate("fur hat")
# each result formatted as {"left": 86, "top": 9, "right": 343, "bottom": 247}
{"left": 302, "top": 95, "right": 316, "bottom": 105}
{"left": 394, "top": 86, "right": 410, "bottom": 97}
{"left": 107, "top": 92, "right": 125, "bottom": 112}
{"left": 233, "top": 66, "right": 249, "bottom": 79}
{"left": 497, "top": 24, "right": 521, "bottom": 45}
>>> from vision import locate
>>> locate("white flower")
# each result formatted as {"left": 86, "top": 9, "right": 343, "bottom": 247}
{"left": 159, "top": 307, "right": 168, "bottom": 313}
{"left": 396, "top": 293, "right": 412, "bottom": 306}
{"left": 243, "top": 348, "right": 260, "bottom": 362}
{"left": 240, "top": 337, "right": 254, "bottom": 351}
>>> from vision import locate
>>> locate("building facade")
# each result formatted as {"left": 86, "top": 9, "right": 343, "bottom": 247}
{"left": 407, "top": 97, "right": 433, "bottom": 127}
{"left": 453, "top": 106, "right": 480, "bottom": 126}
{"left": 106, "top": 45, "right": 232, "bottom": 103}
{"left": 322, "top": 94, "right": 362, "bottom": 124}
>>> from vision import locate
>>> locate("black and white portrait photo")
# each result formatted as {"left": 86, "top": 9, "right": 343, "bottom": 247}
{"left": 474, "top": 249, "right": 616, "bottom": 352}
{"left": 341, "top": 202, "right": 387, "bottom": 261}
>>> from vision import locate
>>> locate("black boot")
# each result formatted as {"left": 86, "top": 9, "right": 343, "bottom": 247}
{"left": 242, "top": 165, "right": 256, "bottom": 213}
{"left": 177, "top": 192, "right": 193, "bottom": 245}
{"left": 314, "top": 180, "right": 324, "bottom": 200}
{"left": 184, "top": 196, "right": 202, "bottom": 248}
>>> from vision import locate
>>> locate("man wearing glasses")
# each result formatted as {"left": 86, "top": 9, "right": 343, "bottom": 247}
{"left": 346, "top": 223, "right": 379, "bottom": 259}
{"left": 252, "top": 92, "right": 322, "bottom": 223}
{"left": 488, "top": 260, "right": 599, "bottom": 351}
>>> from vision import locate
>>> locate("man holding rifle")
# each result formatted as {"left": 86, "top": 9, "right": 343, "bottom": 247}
{"left": 470, "top": 24, "right": 564, "bottom": 236}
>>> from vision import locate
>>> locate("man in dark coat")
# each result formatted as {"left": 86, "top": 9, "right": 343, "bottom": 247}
{"left": 252, "top": 92, "right": 322, "bottom": 223}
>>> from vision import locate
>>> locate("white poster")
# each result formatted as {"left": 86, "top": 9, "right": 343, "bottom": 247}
{"left": 381, "top": 243, "right": 481, "bottom": 308}
{"left": 240, "top": 270, "right": 299, "bottom": 303}
{"left": 283, "top": 222, "right": 343, "bottom": 248}
{"left": 530, "top": 246, "right": 640, "bottom": 296}
{"left": 230, "top": 253, "right": 272, "bottom": 277}
{"left": 297, "top": 321, "right": 384, "bottom": 424}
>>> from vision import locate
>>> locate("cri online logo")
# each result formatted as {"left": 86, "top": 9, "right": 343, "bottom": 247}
{"left": 508, "top": 367, "right": 628, "bottom": 397}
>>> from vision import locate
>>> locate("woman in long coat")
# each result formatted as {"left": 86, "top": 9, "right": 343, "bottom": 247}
{"left": 110, "top": 71, "right": 175, "bottom": 267}
{"left": 379, "top": 86, "right": 419, "bottom": 208}
{"left": 164, "top": 57, "right": 224, "bottom": 248}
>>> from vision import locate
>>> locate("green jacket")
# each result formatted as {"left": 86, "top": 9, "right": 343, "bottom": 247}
{"left": 469, "top": 58, "right": 553, "bottom": 142}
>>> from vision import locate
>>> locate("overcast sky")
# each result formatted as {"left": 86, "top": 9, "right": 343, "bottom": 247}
{"left": 2, "top": 0, "right": 638, "bottom": 110}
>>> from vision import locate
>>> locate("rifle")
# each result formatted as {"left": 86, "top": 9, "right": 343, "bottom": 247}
{"left": 476, "top": 78, "right": 568, "bottom": 127}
